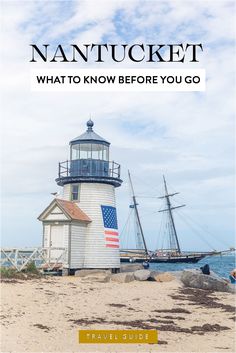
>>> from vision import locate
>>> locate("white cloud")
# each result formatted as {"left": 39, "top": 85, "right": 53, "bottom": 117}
{"left": 0, "top": 0, "right": 235, "bottom": 251}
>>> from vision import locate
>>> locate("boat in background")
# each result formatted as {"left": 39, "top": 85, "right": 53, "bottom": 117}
{"left": 120, "top": 172, "right": 234, "bottom": 263}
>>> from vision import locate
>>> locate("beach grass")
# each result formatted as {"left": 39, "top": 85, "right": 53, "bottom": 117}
{"left": 0, "top": 261, "right": 42, "bottom": 280}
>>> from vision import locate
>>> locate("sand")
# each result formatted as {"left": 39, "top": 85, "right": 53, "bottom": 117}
{"left": 0, "top": 276, "right": 235, "bottom": 353}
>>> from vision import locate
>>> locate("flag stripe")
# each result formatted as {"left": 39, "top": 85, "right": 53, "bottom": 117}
{"left": 106, "top": 244, "right": 119, "bottom": 248}
{"left": 104, "top": 230, "right": 119, "bottom": 236}
{"left": 105, "top": 237, "right": 119, "bottom": 243}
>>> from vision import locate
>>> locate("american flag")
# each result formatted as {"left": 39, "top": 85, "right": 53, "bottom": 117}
{"left": 101, "top": 205, "right": 119, "bottom": 248}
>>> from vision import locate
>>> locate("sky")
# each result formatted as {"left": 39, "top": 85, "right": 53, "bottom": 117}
{"left": 0, "top": 0, "right": 235, "bottom": 251}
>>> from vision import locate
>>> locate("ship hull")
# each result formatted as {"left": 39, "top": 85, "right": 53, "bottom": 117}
{"left": 120, "top": 254, "right": 206, "bottom": 264}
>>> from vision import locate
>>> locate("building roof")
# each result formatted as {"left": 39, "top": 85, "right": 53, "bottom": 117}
{"left": 38, "top": 198, "right": 91, "bottom": 223}
{"left": 70, "top": 119, "right": 110, "bottom": 145}
{"left": 56, "top": 199, "right": 91, "bottom": 222}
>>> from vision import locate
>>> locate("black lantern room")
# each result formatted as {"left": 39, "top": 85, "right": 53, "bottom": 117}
{"left": 56, "top": 120, "right": 122, "bottom": 187}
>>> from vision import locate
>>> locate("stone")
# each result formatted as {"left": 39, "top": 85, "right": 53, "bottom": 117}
{"left": 148, "top": 270, "right": 164, "bottom": 281}
{"left": 154, "top": 272, "right": 175, "bottom": 282}
{"left": 79, "top": 273, "right": 111, "bottom": 283}
{"left": 181, "top": 270, "right": 235, "bottom": 293}
{"left": 111, "top": 272, "right": 135, "bottom": 283}
{"left": 134, "top": 269, "right": 151, "bottom": 281}
{"left": 168, "top": 271, "right": 183, "bottom": 280}
{"left": 74, "top": 269, "right": 110, "bottom": 277}
{"left": 120, "top": 264, "right": 144, "bottom": 273}
{"left": 61, "top": 269, "right": 69, "bottom": 276}
{"left": 87, "top": 274, "right": 111, "bottom": 283}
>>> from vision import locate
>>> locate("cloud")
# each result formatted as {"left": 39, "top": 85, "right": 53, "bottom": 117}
{"left": 0, "top": 0, "right": 235, "bottom": 251}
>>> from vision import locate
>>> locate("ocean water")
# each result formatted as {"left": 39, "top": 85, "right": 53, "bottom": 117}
{"left": 1, "top": 252, "right": 235, "bottom": 279}
{"left": 149, "top": 255, "right": 236, "bottom": 279}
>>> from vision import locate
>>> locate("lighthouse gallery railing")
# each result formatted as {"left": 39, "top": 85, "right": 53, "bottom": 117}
{"left": 58, "top": 159, "right": 121, "bottom": 179}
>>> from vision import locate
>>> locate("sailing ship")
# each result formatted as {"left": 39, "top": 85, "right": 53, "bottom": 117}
{"left": 120, "top": 172, "right": 233, "bottom": 263}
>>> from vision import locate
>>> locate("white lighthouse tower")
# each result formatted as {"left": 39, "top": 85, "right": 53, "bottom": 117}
{"left": 39, "top": 120, "right": 122, "bottom": 272}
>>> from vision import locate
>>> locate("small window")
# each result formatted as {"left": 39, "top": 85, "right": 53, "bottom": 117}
{"left": 71, "top": 144, "right": 80, "bottom": 160}
{"left": 103, "top": 145, "right": 109, "bottom": 161}
{"left": 80, "top": 143, "right": 92, "bottom": 159}
{"left": 71, "top": 184, "right": 79, "bottom": 201}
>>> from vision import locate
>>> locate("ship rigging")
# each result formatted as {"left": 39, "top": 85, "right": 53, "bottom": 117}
{"left": 120, "top": 172, "right": 234, "bottom": 263}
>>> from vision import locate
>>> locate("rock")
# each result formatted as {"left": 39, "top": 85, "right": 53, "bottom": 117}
{"left": 168, "top": 271, "right": 183, "bottom": 280}
{"left": 111, "top": 273, "right": 135, "bottom": 283}
{"left": 120, "top": 264, "right": 144, "bottom": 273}
{"left": 74, "top": 269, "right": 111, "bottom": 283}
{"left": 181, "top": 270, "right": 235, "bottom": 293}
{"left": 209, "top": 270, "right": 222, "bottom": 279}
{"left": 79, "top": 273, "right": 111, "bottom": 283}
{"left": 148, "top": 270, "right": 164, "bottom": 281}
{"left": 154, "top": 272, "right": 175, "bottom": 282}
{"left": 74, "top": 269, "right": 110, "bottom": 277}
{"left": 134, "top": 269, "right": 151, "bottom": 281}
{"left": 61, "top": 269, "right": 69, "bottom": 276}
{"left": 87, "top": 274, "right": 111, "bottom": 283}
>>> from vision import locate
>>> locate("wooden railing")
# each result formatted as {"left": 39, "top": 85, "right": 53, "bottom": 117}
{"left": 0, "top": 247, "right": 68, "bottom": 272}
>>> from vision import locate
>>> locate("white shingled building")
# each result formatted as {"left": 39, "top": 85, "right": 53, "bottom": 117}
{"left": 38, "top": 120, "right": 122, "bottom": 272}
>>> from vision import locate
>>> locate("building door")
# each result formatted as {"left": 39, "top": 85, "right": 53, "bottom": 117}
{"left": 50, "top": 225, "right": 64, "bottom": 262}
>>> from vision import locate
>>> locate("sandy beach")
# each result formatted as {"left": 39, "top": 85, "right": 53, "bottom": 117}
{"left": 0, "top": 275, "right": 235, "bottom": 353}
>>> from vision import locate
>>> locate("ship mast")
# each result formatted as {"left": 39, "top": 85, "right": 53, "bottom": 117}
{"left": 159, "top": 176, "right": 185, "bottom": 254}
{"left": 128, "top": 170, "right": 148, "bottom": 256}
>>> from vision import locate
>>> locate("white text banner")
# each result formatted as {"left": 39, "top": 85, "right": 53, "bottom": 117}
{"left": 31, "top": 69, "right": 205, "bottom": 92}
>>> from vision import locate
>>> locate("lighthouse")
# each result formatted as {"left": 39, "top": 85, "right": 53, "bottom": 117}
{"left": 38, "top": 120, "right": 122, "bottom": 272}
